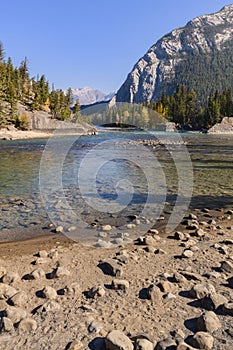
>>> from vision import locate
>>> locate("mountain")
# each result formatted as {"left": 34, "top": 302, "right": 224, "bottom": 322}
{"left": 71, "top": 87, "right": 114, "bottom": 105}
{"left": 116, "top": 5, "right": 233, "bottom": 104}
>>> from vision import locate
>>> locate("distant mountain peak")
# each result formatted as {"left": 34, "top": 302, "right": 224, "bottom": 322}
{"left": 71, "top": 87, "right": 114, "bottom": 105}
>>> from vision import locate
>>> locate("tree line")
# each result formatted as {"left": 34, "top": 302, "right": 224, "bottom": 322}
{"left": 0, "top": 42, "right": 80, "bottom": 128}
{"left": 144, "top": 85, "right": 233, "bottom": 129}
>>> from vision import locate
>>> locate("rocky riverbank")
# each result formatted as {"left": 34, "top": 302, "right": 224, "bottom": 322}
{"left": 0, "top": 125, "right": 97, "bottom": 141}
{"left": 0, "top": 207, "right": 233, "bottom": 349}
{"left": 0, "top": 128, "right": 53, "bottom": 141}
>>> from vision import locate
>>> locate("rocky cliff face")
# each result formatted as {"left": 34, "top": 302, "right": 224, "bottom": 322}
{"left": 116, "top": 5, "right": 233, "bottom": 103}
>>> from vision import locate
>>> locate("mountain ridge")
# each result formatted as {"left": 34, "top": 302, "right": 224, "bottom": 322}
{"left": 116, "top": 5, "right": 233, "bottom": 104}
{"left": 71, "top": 87, "right": 114, "bottom": 105}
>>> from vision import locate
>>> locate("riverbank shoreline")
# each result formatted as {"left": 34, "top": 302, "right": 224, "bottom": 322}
{"left": 0, "top": 128, "right": 54, "bottom": 140}
{"left": 0, "top": 124, "right": 97, "bottom": 140}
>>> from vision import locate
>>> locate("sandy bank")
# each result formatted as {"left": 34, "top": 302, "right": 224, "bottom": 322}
{"left": 0, "top": 207, "right": 233, "bottom": 349}
{"left": 0, "top": 128, "right": 53, "bottom": 140}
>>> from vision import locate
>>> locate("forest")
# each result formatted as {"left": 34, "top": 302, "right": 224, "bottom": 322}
{"left": 85, "top": 85, "right": 233, "bottom": 130}
{"left": 144, "top": 85, "right": 233, "bottom": 129}
{"left": 0, "top": 43, "right": 80, "bottom": 129}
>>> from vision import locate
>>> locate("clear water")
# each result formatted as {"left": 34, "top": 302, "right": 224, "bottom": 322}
{"left": 0, "top": 131, "right": 233, "bottom": 240}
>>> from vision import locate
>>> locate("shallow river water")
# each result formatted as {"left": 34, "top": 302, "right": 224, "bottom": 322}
{"left": 0, "top": 131, "right": 233, "bottom": 242}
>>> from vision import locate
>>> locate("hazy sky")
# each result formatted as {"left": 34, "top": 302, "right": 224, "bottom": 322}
{"left": 0, "top": 1, "right": 232, "bottom": 93}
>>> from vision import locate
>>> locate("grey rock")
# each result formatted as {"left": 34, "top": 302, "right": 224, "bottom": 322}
{"left": 189, "top": 213, "right": 198, "bottom": 220}
{"left": 155, "top": 337, "right": 176, "bottom": 349}
{"left": 222, "top": 302, "right": 233, "bottom": 315}
{"left": 2, "top": 272, "right": 20, "bottom": 285}
{"left": 105, "top": 330, "right": 133, "bottom": 350}
{"left": 9, "top": 291, "right": 28, "bottom": 307}
{"left": 41, "top": 286, "right": 57, "bottom": 300}
{"left": 111, "top": 238, "right": 124, "bottom": 246}
{"left": 201, "top": 292, "right": 228, "bottom": 311}
{"left": 135, "top": 338, "right": 154, "bottom": 350}
{"left": 62, "top": 282, "right": 80, "bottom": 296}
{"left": 111, "top": 279, "right": 129, "bottom": 292}
{"left": 126, "top": 223, "right": 136, "bottom": 229}
{"left": 88, "top": 321, "right": 103, "bottom": 334}
{"left": 182, "top": 250, "right": 194, "bottom": 259}
{"left": 157, "top": 280, "right": 174, "bottom": 293}
{"left": 226, "top": 210, "right": 233, "bottom": 215}
{"left": 18, "top": 318, "right": 37, "bottom": 332}
{"left": 146, "top": 284, "right": 162, "bottom": 304}
{"left": 197, "top": 311, "right": 221, "bottom": 333}
{"left": 0, "top": 317, "right": 14, "bottom": 333}
{"left": 50, "top": 266, "right": 70, "bottom": 278}
{"left": 88, "top": 285, "right": 106, "bottom": 298}
{"left": 55, "top": 226, "right": 63, "bottom": 233}
{"left": 177, "top": 342, "right": 196, "bottom": 349}
{"left": 179, "top": 271, "right": 202, "bottom": 281}
{"left": 95, "top": 239, "right": 112, "bottom": 248}
{"left": 48, "top": 250, "right": 59, "bottom": 259}
{"left": 102, "top": 224, "right": 112, "bottom": 231}
{"left": 99, "top": 258, "right": 123, "bottom": 277}
{"left": 208, "top": 219, "right": 216, "bottom": 225}
{"left": 5, "top": 306, "right": 27, "bottom": 323}
{"left": 186, "top": 220, "right": 199, "bottom": 230}
{"left": 173, "top": 272, "right": 187, "bottom": 284}
{"left": 29, "top": 267, "right": 46, "bottom": 280}
{"left": 181, "top": 239, "right": 197, "bottom": 249}
{"left": 221, "top": 260, "right": 233, "bottom": 273}
{"left": 0, "top": 284, "right": 18, "bottom": 300}
{"left": 40, "top": 300, "right": 61, "bottom": 313}
{"left": 190, "top": 284, "right": 215, "bottom": 300}
{"left": 174, "top": 231, "right": 185, "bottom": 240}
{"left": 144, "top": 236, "right": 158, "bottom": 246}
{"left": 38, "top": 250, "right": 49, "bottom": 258}
{"left": 194, "top": 229, "right": 205, "bottom": 237}
{"left": 190, "top": 331, "right": 214, "bottom": 350}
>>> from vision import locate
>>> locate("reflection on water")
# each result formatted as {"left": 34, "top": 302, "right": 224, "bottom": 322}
{"left": 0, "top": 132, "right": 233, "bottom": 236}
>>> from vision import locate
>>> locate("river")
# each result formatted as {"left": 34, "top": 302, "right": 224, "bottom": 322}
{"left": 0, "top": 131, "right": 233, "bottom": 242}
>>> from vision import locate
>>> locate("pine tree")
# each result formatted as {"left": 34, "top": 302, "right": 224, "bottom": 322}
{"left": 0, "top": 42, "right": 5, "bottom": 62}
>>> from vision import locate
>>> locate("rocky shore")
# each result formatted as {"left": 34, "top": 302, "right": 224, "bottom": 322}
{"left": 0, "top": 207, "right": 233, "bottom": 349}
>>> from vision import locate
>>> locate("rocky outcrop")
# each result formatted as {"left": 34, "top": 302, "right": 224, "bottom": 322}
{"left": 116, "top": 5, "right": 233, "bottom": 103}
{"left": 208, "top": 117, "right": 233, "bottom": 134}
{"left": 17, "top": 104, "right": 96, "bottom": 135}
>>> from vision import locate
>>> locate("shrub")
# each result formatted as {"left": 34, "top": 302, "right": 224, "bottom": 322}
{"left": 16, "top": 113, "right": 31, "bottom": 130}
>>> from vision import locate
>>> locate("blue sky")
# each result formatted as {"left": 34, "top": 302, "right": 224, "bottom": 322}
{"left": 0, "top": 1, "right": 232, "bottom": 93}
